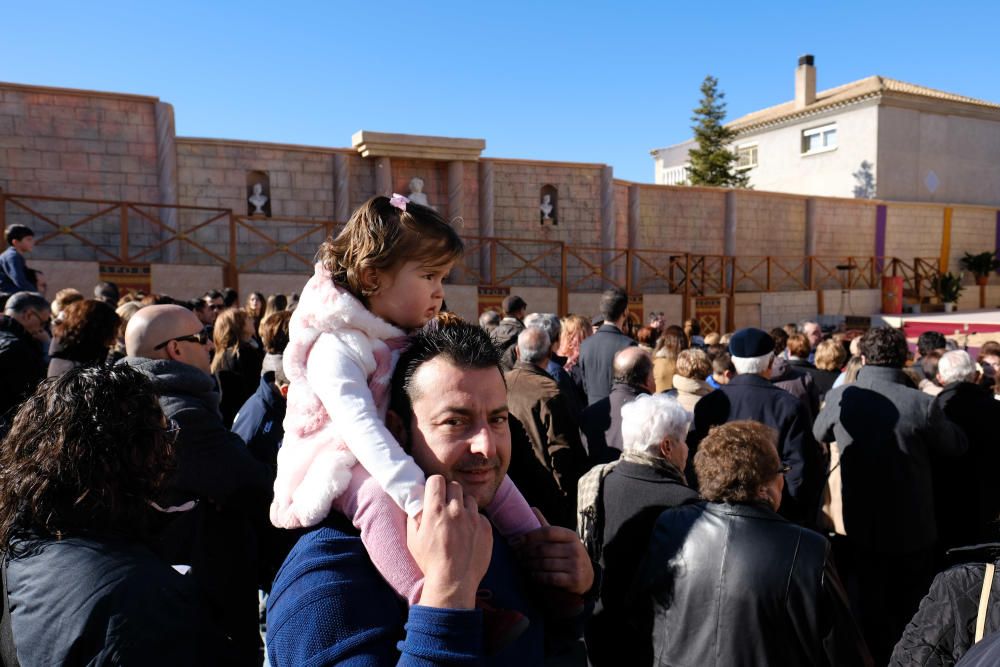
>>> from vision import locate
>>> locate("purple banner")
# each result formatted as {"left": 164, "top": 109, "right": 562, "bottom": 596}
{"left": 995, "top": 210, "right": 1000, "bottom": 274}
{"left": 875, "top": 205, "right": 887, "bottom": 273}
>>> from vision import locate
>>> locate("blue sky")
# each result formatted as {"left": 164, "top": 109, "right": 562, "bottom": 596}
{"left": 4, "top": 1, "right": 1000, "bottom": 182}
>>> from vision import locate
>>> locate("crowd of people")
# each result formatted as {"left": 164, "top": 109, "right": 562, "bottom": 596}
{"left": 1, "top": 202, "right": 1000, "bottom": 665}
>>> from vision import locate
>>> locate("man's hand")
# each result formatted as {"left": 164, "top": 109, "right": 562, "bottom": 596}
{"left": 514, "top": 508, "right": 594, "bottom": 595}
{"left": 407, "top": 475, "right": 493, "bottom": 610}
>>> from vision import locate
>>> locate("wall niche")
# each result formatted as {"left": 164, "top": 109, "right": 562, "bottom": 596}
{"left": 539, "top": 184, "right": 558, "bottom": 225}
{"left": 246, "top": 171, "right": 272, "bottom": 217}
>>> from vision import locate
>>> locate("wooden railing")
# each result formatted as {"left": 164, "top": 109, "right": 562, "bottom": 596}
{"left": 0, "top": 193, "right": 942, "bottom": 317}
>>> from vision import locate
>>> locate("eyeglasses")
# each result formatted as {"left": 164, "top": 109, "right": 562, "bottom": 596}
{"left": 209, "top": 304, "right": 225, "bottom": 311}
{"left": 153, "top": 330, "right": 211, "bottom": 350}
{"left": 777, "top": 464, "right": 791, "bottom": 475}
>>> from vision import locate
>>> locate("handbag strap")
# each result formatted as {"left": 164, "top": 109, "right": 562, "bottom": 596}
{"left": 975, "top": 562, "right": 996, "bottom": 643}
{"left": 0, "top": 558, "right": 20, "bottom": 667}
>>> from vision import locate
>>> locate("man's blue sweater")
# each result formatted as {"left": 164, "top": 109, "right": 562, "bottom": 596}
{"left": 266, "top": 512, "right": 550, "bottom": 666}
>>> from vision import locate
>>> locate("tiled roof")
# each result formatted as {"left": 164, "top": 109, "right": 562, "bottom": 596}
{"left": 727, "top": 76, "right": 1000, "bottom": 132}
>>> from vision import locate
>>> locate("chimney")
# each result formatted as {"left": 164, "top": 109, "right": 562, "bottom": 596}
{"left": 795, "top": 54, "right": 816, "bottom": 109}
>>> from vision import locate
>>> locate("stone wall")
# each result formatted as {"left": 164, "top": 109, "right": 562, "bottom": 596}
{"left": 813, "top": 198, "right": 876, "bottom": 259}
{"left": 0, "top": 83, "right": 162, "bottom": 262}
{"left": 884, "top": 203, "right": 943, "bottom": 261}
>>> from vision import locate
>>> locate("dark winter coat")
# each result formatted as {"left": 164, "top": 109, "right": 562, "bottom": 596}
{"left": 5, "top": 536, "right": 236, "bottom": 666}
{"left": 891, "top": 544, "right": 1000, "bottom": 667}
{"left": 585, "top": 460, "right": 698, "bottom": 666}
{"left": 0, "top": 315, "right": 45, "bottom": 434}
{"left": 772, "top": 356, "right": 820, "bottom": 421}
{"left": 813, "top": 365, "right": 968, "bottom": 554}
{"left": 505, "top": 362, "right": 588, "bottom": 509}
{"left": 491, "top": 316, "right": 524, "bottom": 370}
{"left": 934, "top": 382, "right": 1000, "bottom": 549}
{"left": 690, "top": 373, "right": 825, "bottom": 525}
{"left": 232, "top": 371, "right": 286, "bottom": 468}
{"left": 577, "top": 324, "right": 636, "bottom": 405}
{"left": 580, "top": 381, "right": 648, "bottom": 465}
{"left": 120, "top": 356, "right": 273, "bottom": 663}
{"left": 214, "top": 341, "right": 264, "bottom": 427}
{"left": 633, "top": 501, "right": 872, "bottom": 667}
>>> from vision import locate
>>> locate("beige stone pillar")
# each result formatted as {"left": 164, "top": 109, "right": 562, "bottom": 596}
{"left": 805, "top": 197, "right": 817, "bottom": 287}
{"left": 478, "top": 161, "right": 494, "bottom": 284}
{"left": 375, "top": 157, "right": 392, "bottom": 196}
{"left": 333, "top": 153, "right": 351, "bottom": 221}
{"left": 724, "top": 190, "right": 737, "bottom": 256}
{"left": 154, "top": 102, "right": 179, "bottom": 263}
{"left": 448, "top": 161, "right": 464, "bottom": 222}
{"left": 600, "top": 166, "right": 620, "bottom": 283}
{"left": 628, "top": 184, "right": 641, "bottom": 292}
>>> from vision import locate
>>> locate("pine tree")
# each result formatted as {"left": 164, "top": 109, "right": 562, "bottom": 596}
{"left": 686, "top": 76, "right": 749, "bottom": 188}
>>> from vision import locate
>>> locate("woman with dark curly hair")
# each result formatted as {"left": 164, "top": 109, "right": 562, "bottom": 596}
{"left": 211, "top": 307, "right": 264, "bottom": 426}
{"left": 0, "top": 365, "right": 236, "bottom": 665}
{"left": 634, "top": 420, "right": 871, "bottom": 666}
{"left": 47, "top": 298, "right": 119, "bottom": 378}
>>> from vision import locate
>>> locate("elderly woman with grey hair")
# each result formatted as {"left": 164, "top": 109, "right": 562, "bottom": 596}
{"left": 584, "top": 393, "right": 699, "bottom": 666}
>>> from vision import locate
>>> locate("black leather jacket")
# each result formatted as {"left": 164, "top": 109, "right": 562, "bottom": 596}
{"left": 633, "top": 501, "right": 872, "bottom": 666}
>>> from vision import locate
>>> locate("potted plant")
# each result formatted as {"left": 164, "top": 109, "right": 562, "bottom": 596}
{"left": 931, "top": 271, "right": 964, "bottom": 312}
{"left": 960, "top": 251, "right": 1000, "bottom": 286}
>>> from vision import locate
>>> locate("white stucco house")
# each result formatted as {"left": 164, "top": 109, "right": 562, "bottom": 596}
{"left": 652, "top": 56, "right": 1000, "bottom": 206}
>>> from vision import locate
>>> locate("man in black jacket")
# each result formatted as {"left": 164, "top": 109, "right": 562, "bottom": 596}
{"left": 580, "top": 346, "right": 654, "bottom": 465}
{"left": 122, "top": 304, "right": 273, "bottom": 663}
{"left": 690, "top": 327, "right": 824, "bottom": 526}
{"left": 0, "top": 291, "right": 49, "bottom": 435}
{"left": 932, "top": 350, "right": 1000, "bottom": 551}
{"left": 585, "top": 392, "right": 699, "bottom": 666}
{"left": 577, "top": 288, "right": 636, "bottom": 405}
{"left": 491, "top": 294, "right": 526, "bottom": 370}
{"left": 814, "top": 326, "right": 968, "bottom": 664}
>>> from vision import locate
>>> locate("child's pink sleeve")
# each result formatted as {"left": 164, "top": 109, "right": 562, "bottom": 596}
{"left": 335, "top": 466, "right": 424, "bottom": 605}
{"left": 484, "top": 475, "right": 543, "bottom": 538}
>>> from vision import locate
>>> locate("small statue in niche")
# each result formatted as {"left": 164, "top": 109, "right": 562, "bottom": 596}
{"left": 408, "top": 177, "right": 431, "bottom": 208}
{"left": 248, "top": 183, "right": 269, "bottom": 216}
{"left": 540, "top": 193, "right": 554, "bottom": 222}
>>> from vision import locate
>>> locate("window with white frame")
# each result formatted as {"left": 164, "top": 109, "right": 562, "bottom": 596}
{"left": 801, "top": 123, "right": 837, "bottom": 155}
{"left": 736, "top": 144, "right": 758, "bottom": 169}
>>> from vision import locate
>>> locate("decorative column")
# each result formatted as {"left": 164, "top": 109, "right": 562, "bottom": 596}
{"left": 628, "top": 184, "right": 641, "bottom": 292}
{"left": 478, "top": 160, "right": 495, "bottom": 283}
{"left": 600, "top": 165, "right": 617, "bottom": 282}
{"left": 375, "top": 157, "right": 392, "bottom": 196}
{"left": 154, "top": 102, "right": 179, "bottom": 263}
{"left": 448, "top": 161, "right": 464, "bottom": 222}
{"left": 333, "top": 153, "right": 351, "bottom": 221}
{"left": 805, "top": 197, "right": 817, "bottom": 288}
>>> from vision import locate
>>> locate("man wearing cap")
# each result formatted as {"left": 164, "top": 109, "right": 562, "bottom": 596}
{"left": 688, "top": 327, "right": 824, "bottom": 526}
{"left": 492, "top": 294, "right": 527, "bottom": 370}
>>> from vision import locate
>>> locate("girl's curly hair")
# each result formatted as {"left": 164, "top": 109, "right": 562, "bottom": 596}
{"left": 0, "top": 365, "right": 175, "bottom": 553}
{"left": 318, "top": 195, "right": 463, "bottom": 301}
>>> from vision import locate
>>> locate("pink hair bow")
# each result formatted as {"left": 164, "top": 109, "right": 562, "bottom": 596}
{"left": 389, "top": 193, "right": 409, "bottom": 211}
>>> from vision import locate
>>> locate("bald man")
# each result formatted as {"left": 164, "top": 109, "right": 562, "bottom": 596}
{"left": 580, "top": 346, "right": 655, "bottom": 465}
{"left": 121, "top": 304, "right": 271, "bottom": 662}
{"left": 504, "top": 326, "right": 589, "bottom": 527}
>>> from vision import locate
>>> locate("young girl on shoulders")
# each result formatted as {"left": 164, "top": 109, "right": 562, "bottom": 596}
{"left": 271, "top": 194, "right": 540, "bottom": 603}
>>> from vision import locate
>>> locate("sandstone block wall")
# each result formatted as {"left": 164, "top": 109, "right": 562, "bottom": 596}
{"left": 813, "top": 198, "right": 876, "bottom": 259}
{"left": 636, "top": 185, "right": 726, "bottom": 256}
{"left": 0, "top": 84, "right": 161, "bottom": 262}
{"left": 488, "top": 160, "right": 603, "bottom": 288}
{"left": 884, "top": 204, "right": 942, "bottom": 261}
